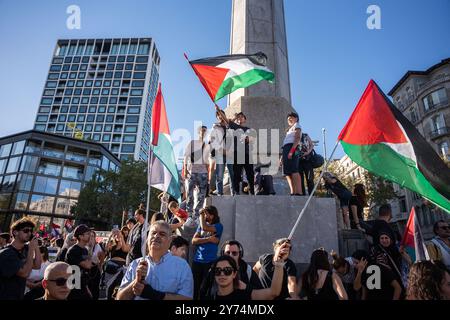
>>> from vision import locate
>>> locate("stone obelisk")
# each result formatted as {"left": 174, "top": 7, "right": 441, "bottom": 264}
{"left": 226, "top": 0, "right": 295, "bottom": 171}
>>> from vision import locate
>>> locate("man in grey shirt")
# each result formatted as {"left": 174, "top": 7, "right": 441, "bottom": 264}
{"left": 183, "top": 125, "right": 210, "bottom": 219}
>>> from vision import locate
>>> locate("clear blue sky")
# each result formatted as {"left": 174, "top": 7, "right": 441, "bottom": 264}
{"left": 0, "top": 0, "right": 449, "bottom": 159}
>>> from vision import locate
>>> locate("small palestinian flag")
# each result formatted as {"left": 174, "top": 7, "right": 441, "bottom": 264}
{"left": 186, "top": 52, "right": 274, "bottom": 102}
{"left": 338, "top": 80, "right": 450, "bottom": 212}
{"left": 401, "top": 207, "right": 429, "bottom": 261}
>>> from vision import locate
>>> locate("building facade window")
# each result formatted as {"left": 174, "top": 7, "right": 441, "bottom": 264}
{"left": 423, "top": 88, "right": 448, "bottom": 111}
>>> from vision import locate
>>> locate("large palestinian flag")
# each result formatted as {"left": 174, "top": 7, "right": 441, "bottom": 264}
{"left": 338, "top": 80, "right": 450, "bottom": 212}
{"left": 187, "top": 52, "right": 274, "bottom": 102}
{"left": 149, "top": 84, "right": 181, "bottom": 201}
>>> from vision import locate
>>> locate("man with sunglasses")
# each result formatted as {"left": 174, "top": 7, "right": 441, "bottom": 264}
{"left": 222, "top": 240, "right": 262, "bottom": 289}
{"left": 0, "top": 217, "right": 41, "bottom": 300}
{"left": 427, "top": 220, "right": 450, "bottom": 269}
{"left": 40, "top": 261, "right": 72, "bottom": 300}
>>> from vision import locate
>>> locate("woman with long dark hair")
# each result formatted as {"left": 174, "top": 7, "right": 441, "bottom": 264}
{"left": 300, "top": 248, "right": 348, "bottom": 300}
{"left": 349, "top": 183, "right": 366, "bottom": 230}
{"left": 201, "top": 245, "right": 287, "bottom": 300}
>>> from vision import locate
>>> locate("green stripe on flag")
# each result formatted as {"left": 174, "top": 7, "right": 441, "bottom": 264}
{"left": 214, "top": 68, "right": 274, "bottom": 101}
{"left": 341, "top": 141, "right": 450, "bottom": 212}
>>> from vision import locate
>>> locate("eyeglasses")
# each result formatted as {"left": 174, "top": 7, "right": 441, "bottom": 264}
{"left": 20, "top": 228, "right": 33, "bottom": 234}
{"left": 213, "top": 267, "right": 234, "bottom": 276}
{"left": 47, "top": 278, "right": 69, "bottom": 287}
{"left": 224, "top": 251, "right": 239, "bottom": 257}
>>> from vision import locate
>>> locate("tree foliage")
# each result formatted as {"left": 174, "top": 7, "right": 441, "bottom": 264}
{"left": 72, "top": 159, "right": 160, "bottom": 230}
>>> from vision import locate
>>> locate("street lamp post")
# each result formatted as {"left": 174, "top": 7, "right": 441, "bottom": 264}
{"left": 322, "top": 128, "right": 327, "bottom": 161}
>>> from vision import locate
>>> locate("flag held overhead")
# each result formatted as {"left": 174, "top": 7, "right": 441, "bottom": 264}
{"left": 339, "top": 80, "right": 450, "bottom": 212}
{"left": 186, "top": 52, "right": 274, "bottom": 102}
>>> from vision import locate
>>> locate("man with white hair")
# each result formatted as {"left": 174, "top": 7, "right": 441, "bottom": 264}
{"left": 117, "top": 221, "right": 193, "bottom": 300}
{"left": 39, "top": 262, "right": 72, "bottom": 300}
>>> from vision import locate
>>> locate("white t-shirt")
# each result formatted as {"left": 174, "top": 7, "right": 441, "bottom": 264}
{"left": 25, "top": 260, "right": 51, "bottom": 293}
{"left": 283, "top": 122, "right": 302, "bottom": 146}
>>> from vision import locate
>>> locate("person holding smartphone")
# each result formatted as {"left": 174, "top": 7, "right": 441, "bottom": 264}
{"left": 0, "top": 217, "right": 42, "bottom": 300}
{"left": 253, "top": 238, "right": 299, "bottom": 300}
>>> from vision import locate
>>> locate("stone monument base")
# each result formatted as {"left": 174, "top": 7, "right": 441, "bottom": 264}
{"left": 209, "top": 195, "right": 338, "bottom": 264}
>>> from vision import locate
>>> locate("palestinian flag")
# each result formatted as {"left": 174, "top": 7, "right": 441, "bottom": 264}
{"left": 338, "top": 80, "right": 450, "bottom": 212}
{"left": 149, "top": 83, "right": 181, "bottom": 202}
{"left": 401, "top": 207, "right": 429, "bottom": 261}
{"left": 186, "top": 52, "right": 274, "bottom": 102}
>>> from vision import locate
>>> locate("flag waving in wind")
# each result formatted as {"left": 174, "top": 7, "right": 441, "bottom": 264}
{"left": 338, "top": 80, "right": 450, "bottom": 212}
{"left": 401, "top": 207, "right": 429, "bottom": 261}
{"left": 186, "top": 52, "right": 274, "bottom": 102}
{"left": 149, "top": 84, "right": 181, "bottom": 201}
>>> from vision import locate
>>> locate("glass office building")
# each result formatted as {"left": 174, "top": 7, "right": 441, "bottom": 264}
{"left": 0, "top": 130, "right": 120, "bottom": 231}
{"left": 34, "top": 38, "right": 160, "bottom": 161}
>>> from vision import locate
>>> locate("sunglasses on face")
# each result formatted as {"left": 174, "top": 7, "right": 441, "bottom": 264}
{"left": 20, "top": 228, "right": 33, "bottom": 234}
{"left": 214, "top": 267, "right": 234, "bottom": 276}
{"left": 224, "top": 251, "right": 239, "bottom": 257}
{"left": 47, "top": 278, "right": 69, "bottom": 287}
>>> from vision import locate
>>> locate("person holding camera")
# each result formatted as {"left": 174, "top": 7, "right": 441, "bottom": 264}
{"left": 298, "top": 132, "right": 315, "bottom": 195}
{"left": 0, "top": 217, "right": 42, "bottom": 300}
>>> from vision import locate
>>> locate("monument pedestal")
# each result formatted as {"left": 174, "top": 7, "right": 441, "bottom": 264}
{"left": 210, "top": 195, "right": 338, "bottom": 263}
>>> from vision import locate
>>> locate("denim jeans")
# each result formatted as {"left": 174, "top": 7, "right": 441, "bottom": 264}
{"left": 215, "top": 163, "right": 235, "bottom": 195}
{"left": 185, "top": 172, "right": 208, "bottom": 217}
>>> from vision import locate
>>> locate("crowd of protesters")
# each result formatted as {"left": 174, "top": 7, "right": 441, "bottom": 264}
{"left": 0, "top": 109, "right": 449, "bottom": 301}
{"left": 0, "top": 203, "right": 448, "bottom": 301}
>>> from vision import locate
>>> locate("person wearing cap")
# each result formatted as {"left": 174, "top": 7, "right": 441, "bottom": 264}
{"left": 281, "top": 112, "right": 303, "bottom": 196}
{"left": 65, "top": 224, "right": 94, "bottom": 300}
{"left": 253, "top": 238, "right": 299, "bottom": 300}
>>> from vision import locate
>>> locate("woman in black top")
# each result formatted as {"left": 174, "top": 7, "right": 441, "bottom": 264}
{"left": 300, "top": 248, "right": 348, "bottom": 300}
{"left": 323, "top": 172, "right": 353, "bottom": 229}
{"left": 370, "top": 232, "right": 412, "bottom": 296}
{"left": 349, "top": 183, "right": 366, "bottom": 230}
{"left": 106, "top": 229, "right": 127, "bottom": 265}
{"left": 202, "top": 241, "right": 289, "bottom": 300}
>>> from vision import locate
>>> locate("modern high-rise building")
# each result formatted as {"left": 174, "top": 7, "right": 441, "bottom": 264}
{"left": 34, "top": 38, "right": 160, "bottom": 161}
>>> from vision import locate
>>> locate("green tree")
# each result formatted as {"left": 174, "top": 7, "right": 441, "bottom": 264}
{"left": 72, "top": 159, "right": 160, "bottom": 230}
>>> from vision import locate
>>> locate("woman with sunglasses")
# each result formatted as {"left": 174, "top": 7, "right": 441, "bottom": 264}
{"left": 202, "top": 241, "right": 289, "bottom": 300}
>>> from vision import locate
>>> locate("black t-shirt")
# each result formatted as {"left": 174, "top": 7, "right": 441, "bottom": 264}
{"left": 349, "top": 196, "right": 364, "bottom": 228}
{"left": 127, "top": 223, "right": 144, "bottom": 265}
{"left": 325, "top": 179, "right": 351, "bottom": 199}
{"left": 257, "top": 254, "right": 297, "bottom": 300}
{"left": 0, "top": 244, "right": 28, "bottom": 300}
{"left": 207, "top": 286, "right": 253, "bottom": 301}
{"left": 55, "top": 247, "right": 68, "bottom": 262}
{"left": 65, "top": 244, "right": 90, "bottom": 289}
{"left": 228, "top": 122, "right": 251, "bottom": 163}
{"left": 361, "top": 264, "right": 397, "bottom": 300}
{"left": 239, "top": 259, "right": 262, "bottom": 289}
